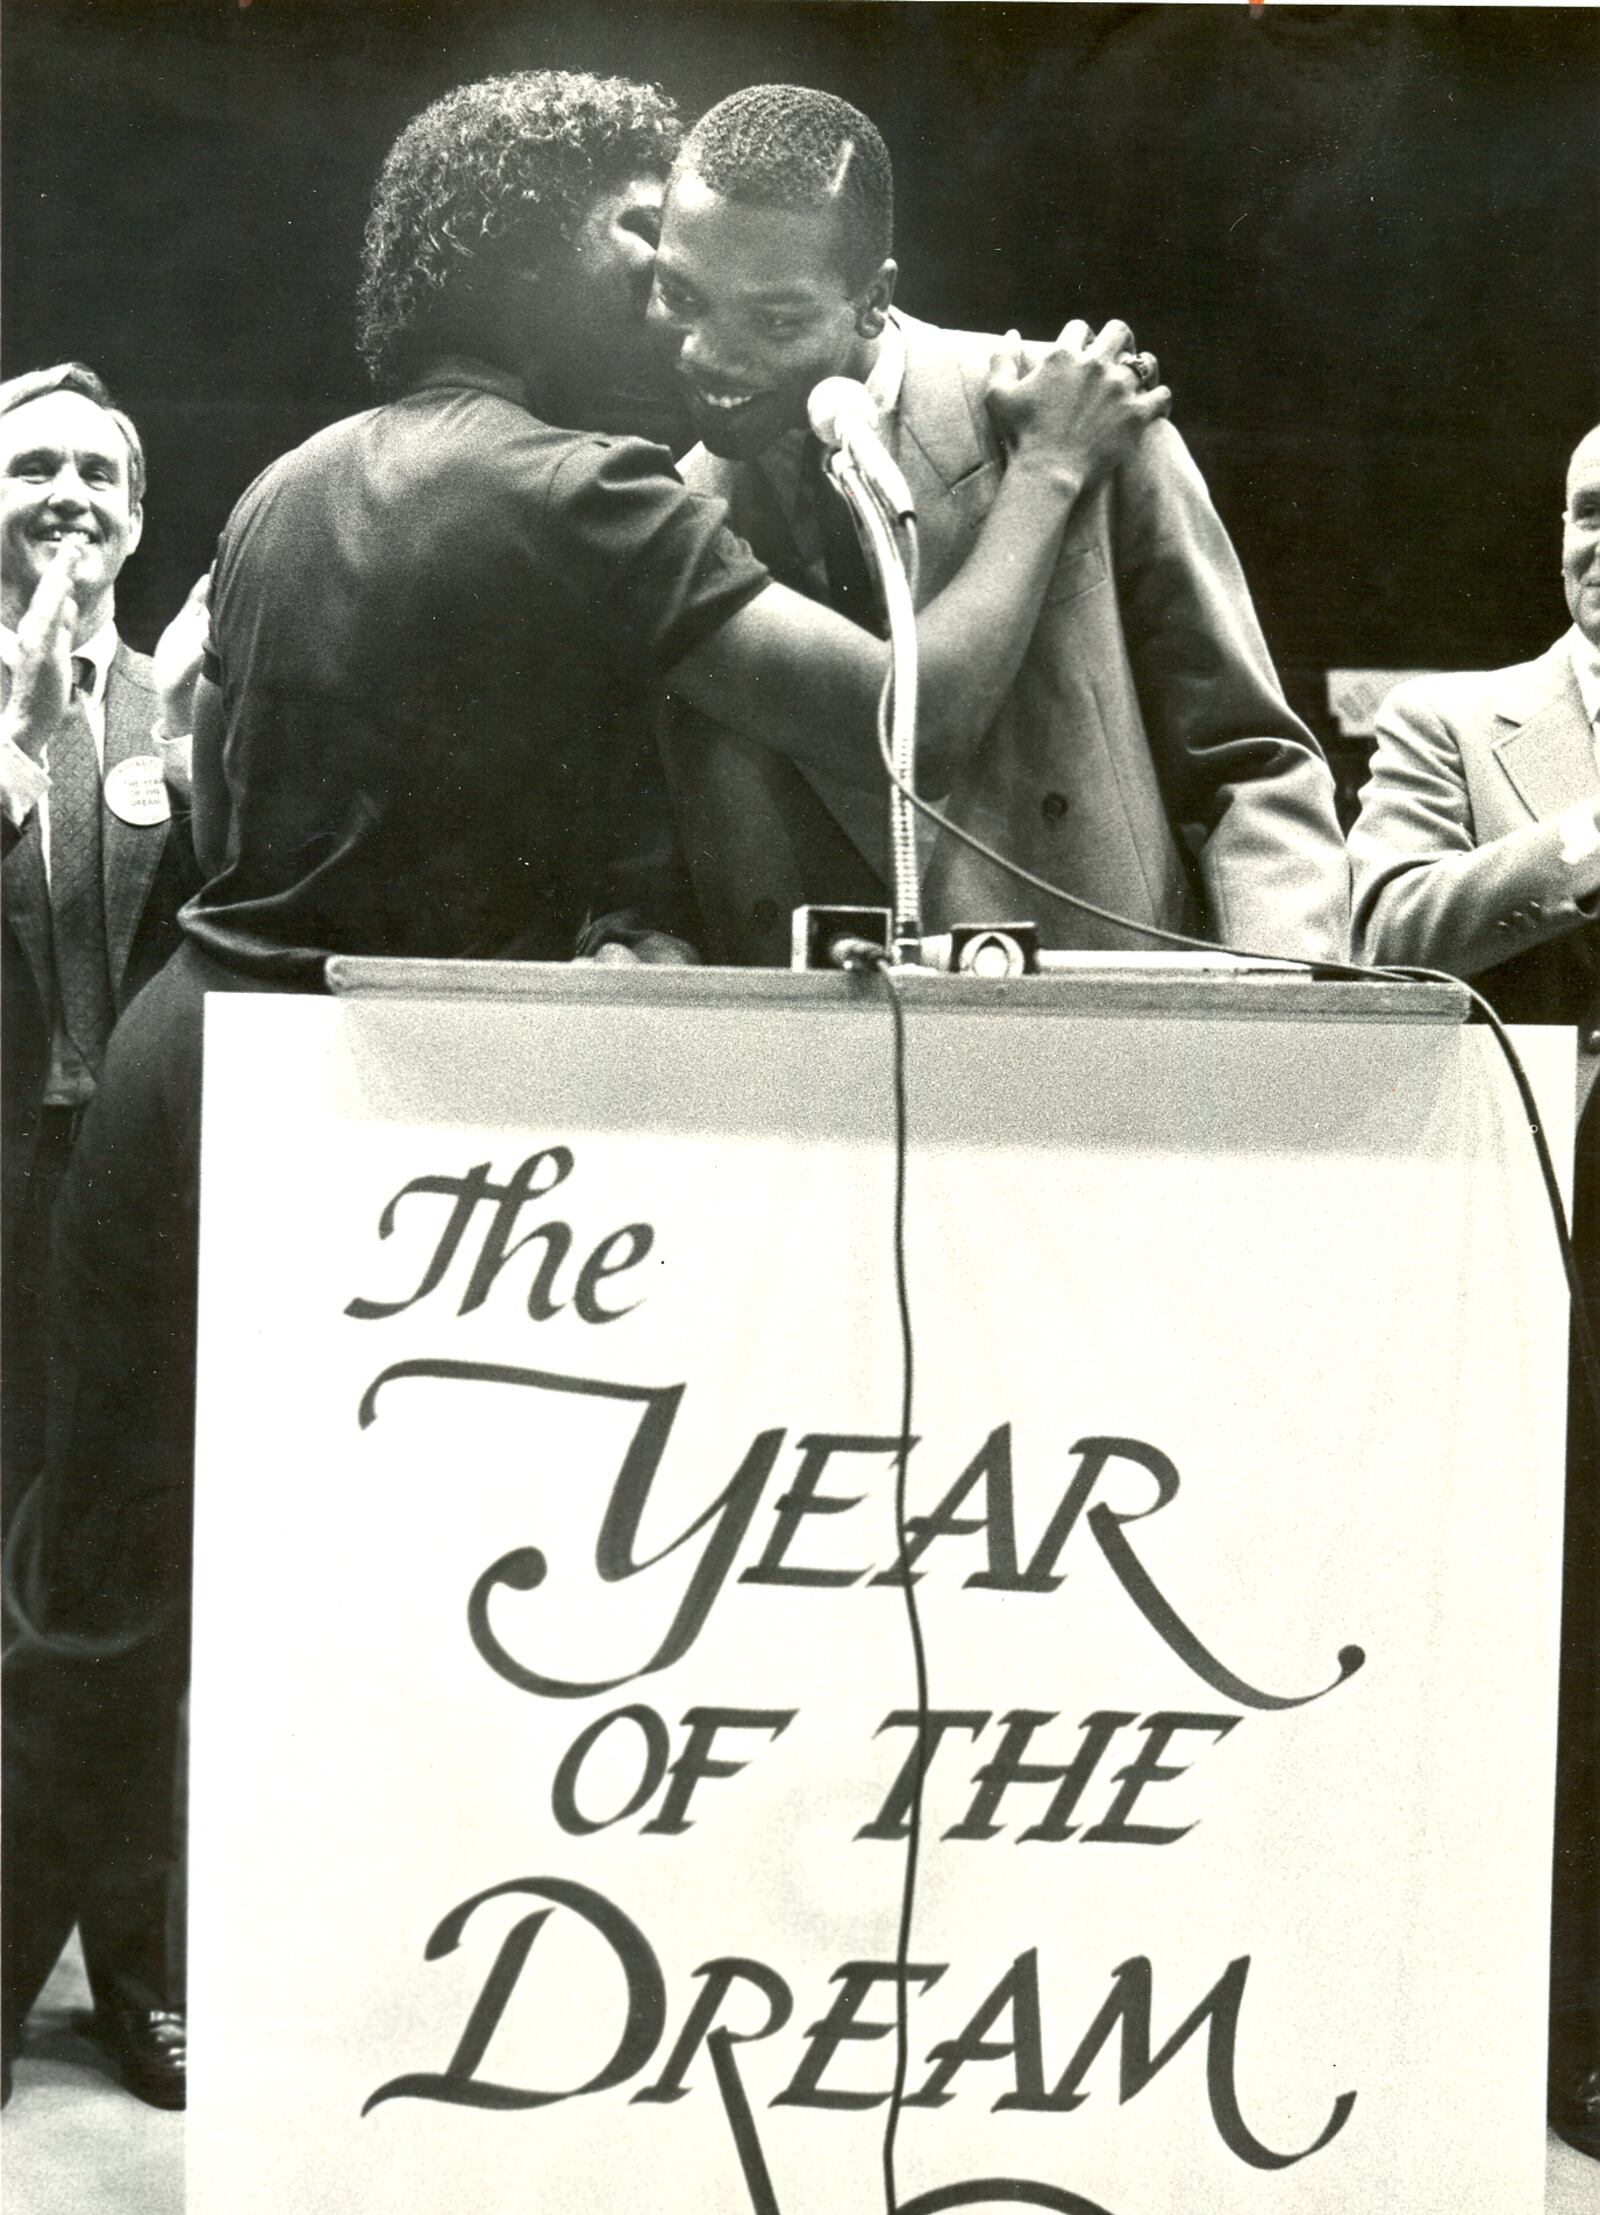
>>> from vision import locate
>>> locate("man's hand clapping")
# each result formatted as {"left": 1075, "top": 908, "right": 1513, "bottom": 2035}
{"left": 0, "top": 535, "right": 84, "bottom": 825}
{"left": 152, "top": 568, "right": 211, "bottom": 741}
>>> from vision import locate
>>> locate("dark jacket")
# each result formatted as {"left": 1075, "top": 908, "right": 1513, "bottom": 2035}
{"left": 2, "top": 643, "right": 193, "bottom": 1187}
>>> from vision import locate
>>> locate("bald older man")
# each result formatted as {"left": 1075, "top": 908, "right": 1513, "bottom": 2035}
{"left": 1351, "top": 422, "right": 1600, "bottom": 2161}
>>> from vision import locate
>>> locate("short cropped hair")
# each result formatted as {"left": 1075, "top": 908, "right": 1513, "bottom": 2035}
{"left": 0, "top": 363, "right": 146, "bottom": 507}
{"left": 357, "top": 69, "right": 682, "bottom": 394}
{"left": 676, "top": 85, "right": 893, "bottom": 286}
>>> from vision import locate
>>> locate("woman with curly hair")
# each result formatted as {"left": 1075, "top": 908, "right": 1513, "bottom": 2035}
{"left": 356, "top": 69, "right": 689, "bottom": 441}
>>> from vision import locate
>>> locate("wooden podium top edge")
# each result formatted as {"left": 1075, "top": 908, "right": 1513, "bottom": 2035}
{"left": 322, "top": 957, "right": 1471, "bottom": 1026}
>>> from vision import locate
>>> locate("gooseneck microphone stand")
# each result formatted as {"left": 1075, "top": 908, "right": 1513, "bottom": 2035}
{"left": 822, "top": 445, "right": 924, "bottom": 967}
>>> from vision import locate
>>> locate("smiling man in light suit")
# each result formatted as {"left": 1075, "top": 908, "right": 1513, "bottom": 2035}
{"left": 1352, "top": 424, "right": 1600, "bottom": 2163}
{"left": 649, "top": 84, "right": 1350, "bottom": 967}
{"left": 1353, "top": 426, "right": 1600, "bottom": 1105}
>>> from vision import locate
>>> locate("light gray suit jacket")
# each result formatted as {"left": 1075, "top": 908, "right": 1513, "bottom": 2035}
{"left": 1350, "top": 637, "right": 1600, "bottom": 1112}
{"left": 663, "top": 309, "right": 1350, "bottom": 967}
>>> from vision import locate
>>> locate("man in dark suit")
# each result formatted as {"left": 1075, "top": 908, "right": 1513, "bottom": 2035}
{"left": 649, "top": 85, "right": 1350, "bottom": 967}
{"left": 1351, "top": 423, "right": 1600, "bottom": 2161}
{"left": 1, "top": 365, "right": 194, "bottom": 1514}
{"left": 0, "top": 362, "right": 197, "bottom": 2107}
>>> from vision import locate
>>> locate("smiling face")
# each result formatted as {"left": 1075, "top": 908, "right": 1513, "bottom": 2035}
{"left": 1564, "top": 428, "right": 1600, "bottom": 652}
{"left": 648, "top": 170, "right": 894, "bottom": 460}
{"left": 0, "top": 389, "right": 142, "bottom": 638}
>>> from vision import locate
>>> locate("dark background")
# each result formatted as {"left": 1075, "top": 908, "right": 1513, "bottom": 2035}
{"left": 4, "top": 0, "right": 1597, "bottom": 737}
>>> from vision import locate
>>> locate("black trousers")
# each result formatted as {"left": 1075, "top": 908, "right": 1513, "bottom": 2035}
{"left": 2, "top": 943, "right": 284, "bottom": 2036}
{"left": 2, "top": 1105, "right": 81, "bottom": 1540}
{"left": 1553, "top": 1096, "right": 1600, "bottom": 2083}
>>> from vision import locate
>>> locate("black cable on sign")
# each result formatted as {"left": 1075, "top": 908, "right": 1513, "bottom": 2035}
{"left": 870, "top": 955, "right": 929, "bottom": 2215}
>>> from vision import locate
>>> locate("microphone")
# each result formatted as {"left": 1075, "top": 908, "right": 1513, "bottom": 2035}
{"left": 807, "top": 377, "right": 916, "bottom": 522}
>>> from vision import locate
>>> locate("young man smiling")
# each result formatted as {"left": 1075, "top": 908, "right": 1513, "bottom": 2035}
{"left": 650, "top": 84, "right": 1351, "bottom": 967}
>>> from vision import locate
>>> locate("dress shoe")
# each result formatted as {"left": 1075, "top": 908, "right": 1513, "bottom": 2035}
{"left": 1552, "top": 2058, "right": 1600, "bottom": 2162}
{"left": 78, "top": 2002, "right": 186, "bottom": 2110}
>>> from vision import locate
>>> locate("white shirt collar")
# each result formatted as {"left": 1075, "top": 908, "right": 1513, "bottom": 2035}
{"left": 865, "top": 309, "right": 908, "bottom": 422}
{"left": 1570, "top": 625, "right": 1600, "bottom": 736}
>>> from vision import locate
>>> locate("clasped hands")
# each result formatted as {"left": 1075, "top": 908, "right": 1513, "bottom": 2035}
{"left": 985, "top": 317, "right": 1171, "bottom": 492}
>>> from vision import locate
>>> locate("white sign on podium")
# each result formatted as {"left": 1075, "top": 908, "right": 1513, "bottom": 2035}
{"left": 189, "top": 966, "right": 1569, "bottom": 2215}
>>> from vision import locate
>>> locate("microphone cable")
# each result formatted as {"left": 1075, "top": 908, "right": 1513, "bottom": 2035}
{"left": 876, "top": 955, "right": 925, "bottom": 2215}
{"left": 822, "top": 922, "right": 924, "bottom": 2214}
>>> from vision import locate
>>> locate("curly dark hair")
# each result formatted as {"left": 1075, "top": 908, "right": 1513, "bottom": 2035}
{"left": 357, "top": 70, "right": 682, "bottom": 394}
{"left": 676, "top": 85, "right": 893, "bottom": 286}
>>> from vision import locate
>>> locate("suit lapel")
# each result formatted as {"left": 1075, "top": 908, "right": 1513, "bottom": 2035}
{"left": 887, "top": 315, "right": 998, "bottom": 601}
{"left": 1492, "top": 643, "right": 1598, "bottom": 822}
{"left": 890, "top": 314, "right": 991, "bottom": 491}
{"left": 100, "top": 645, "right": 166, "bottom": 999}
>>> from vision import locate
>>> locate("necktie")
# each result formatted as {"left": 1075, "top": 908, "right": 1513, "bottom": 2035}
{"left": 48, "top": 676, "right": 115, "bottom": 1080}
{"left": 801, "top": 436, "right": 887, "bottom": 638}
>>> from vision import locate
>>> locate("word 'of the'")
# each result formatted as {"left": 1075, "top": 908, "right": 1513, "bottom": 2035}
{"left": 551, "top": 1703, "right": 1237, "bottom": 1846}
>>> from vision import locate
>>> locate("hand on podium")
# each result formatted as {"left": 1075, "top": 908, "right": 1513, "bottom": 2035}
{"left": 576, "top": 932, "right": 701, "bottom": 967}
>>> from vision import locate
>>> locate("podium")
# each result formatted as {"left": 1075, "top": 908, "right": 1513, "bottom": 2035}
{"left": 188, "top": 962, "right": 1570, "bottom": 2214}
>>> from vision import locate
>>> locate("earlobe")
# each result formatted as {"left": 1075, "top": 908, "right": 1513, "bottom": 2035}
{"left": 126, "top": 504, "right": 144, "bottom": 558}
{"left": 857, "top": 258, "right": 898, "bottom": 338}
